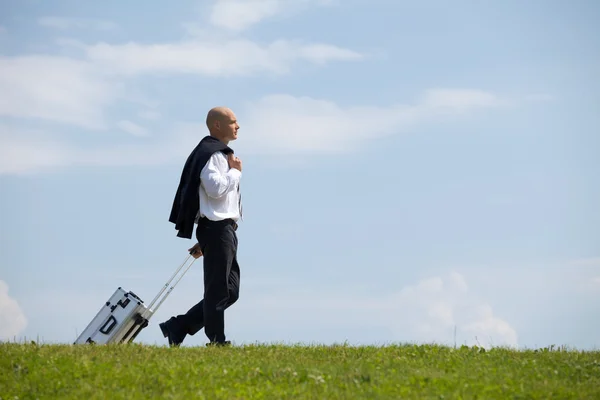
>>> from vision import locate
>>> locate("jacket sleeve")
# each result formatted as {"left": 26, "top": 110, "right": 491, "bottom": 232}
{"left": 200, "top": 152, "right": 241, "bottom": 199}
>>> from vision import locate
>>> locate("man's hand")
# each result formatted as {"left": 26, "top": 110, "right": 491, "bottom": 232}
{"left": 188, "top": 243, "right": 203, "bottom": 259}
{"left": 228, "top": 153, "right": 242, "bottom": 172}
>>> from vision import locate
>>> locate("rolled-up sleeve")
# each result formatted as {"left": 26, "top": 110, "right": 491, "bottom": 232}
{"left": 200, "top": 152, "right": 241, "bottom": 199}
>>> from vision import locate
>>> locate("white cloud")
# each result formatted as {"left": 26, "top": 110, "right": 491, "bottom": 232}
{"left": 38, "top": 17, "right": 117, "bottom": 31}
{"left": 117, "top": 120, "right": 149, "bottom": 137}
{"left": 0, "top": 56, "right": 117, "bottom": 129}
{"left": 0, "top": 26, "right": 6, "bottom": 34}
{"left": 0, "top": 6, "right": 361, "bottom": 129}
{"left": 210, "top": 0, "right": 282, "bottom": 31}
{"left": 209, "top": 0, "right": 335, "bottom": 32}
{"left": 79, "top": 38, "right": 361, "bottom": 77}
{"left": 462, "top": 305, "right": 518, "bottom": 346}
{"left": 385, "top": 273, "right": 518, "bottom": 348}
{"left": 0, "top": 88, "right": 508, "bottom": 174}
{"left": 234, "top": 271, "right": 518, "bottom": 348}
{"left": 419, "top": 88, "right": 507, "bottom": 111}
{"left": 295, "top": 43, "right": 362, "bottom": 65}
{"left": 236, "top": 89, "right": 507, "bottom": 154}
{"left": 0, "top": 280, "right": 27, "bottom": 340}
{"left": 0, "top": 121, "right": 195, "bottom": 175}
{"left": 0, "top": 0, "right": 512, "bottom": 176}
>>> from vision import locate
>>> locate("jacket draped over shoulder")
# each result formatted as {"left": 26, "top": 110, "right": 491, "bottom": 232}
{"left": 169, "top": 135, "right": 233, "bottom": 239}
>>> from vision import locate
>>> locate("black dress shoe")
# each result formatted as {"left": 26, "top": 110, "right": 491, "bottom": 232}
{"left": 159, "top": 318, "right": 186, "bottom": 347}
{"left": 206, "top": 340, "right": 231, "bottom": 347}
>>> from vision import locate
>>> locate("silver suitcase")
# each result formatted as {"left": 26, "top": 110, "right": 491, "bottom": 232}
{"left": 74, "top": 253, "right": 197, "bottom": 345}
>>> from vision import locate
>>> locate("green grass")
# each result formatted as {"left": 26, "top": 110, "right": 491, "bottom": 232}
{"left": 1, "top": 342, "right": 599, "bottom": 399}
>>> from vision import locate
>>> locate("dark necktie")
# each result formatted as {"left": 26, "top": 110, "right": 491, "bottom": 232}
{"left": 238, "top": 183, "right": 243, "bottom": 220}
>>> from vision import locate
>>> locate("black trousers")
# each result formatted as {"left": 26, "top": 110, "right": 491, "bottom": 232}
{"left": 174, "top": 218, "right": 240, "bottom": 343}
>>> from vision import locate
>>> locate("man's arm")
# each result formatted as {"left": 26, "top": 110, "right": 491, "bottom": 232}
{"left": 200, "top": 152, "right": 241, "bottom": 199}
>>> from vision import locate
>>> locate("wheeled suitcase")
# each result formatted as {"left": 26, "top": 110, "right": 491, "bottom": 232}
{"left": 74, "top": 253, "right": 197, "bottom": 345}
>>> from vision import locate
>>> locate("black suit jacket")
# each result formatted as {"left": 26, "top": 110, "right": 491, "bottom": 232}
{"left": 169, "top": 135, "right": 234, "bottom": 239}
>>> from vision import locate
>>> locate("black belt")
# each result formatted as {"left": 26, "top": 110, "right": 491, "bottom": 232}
{"left": 199, "top": 217, "right": 238, "bottom": 231}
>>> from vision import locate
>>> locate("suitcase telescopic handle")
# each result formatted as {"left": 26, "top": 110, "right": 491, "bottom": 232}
{"left": 99, "top": 315, "right": 117, "bottom": 335}
{"left": 143, "top": 253, "right": 197, "bottom": 318}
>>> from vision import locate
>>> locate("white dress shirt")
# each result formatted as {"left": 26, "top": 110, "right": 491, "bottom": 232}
{"left": 196, "top": 151, "right": 242, "bottom": 222}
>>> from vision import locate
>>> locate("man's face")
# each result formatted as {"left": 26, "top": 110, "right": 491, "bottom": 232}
{"left": 219, "top": 110, "right": 239, "bottom": 142}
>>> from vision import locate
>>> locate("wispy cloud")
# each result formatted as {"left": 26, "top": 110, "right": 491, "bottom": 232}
{"left": 209, "top": 0, "right": 336, "bottom": 32}
{"left": 0, "top": 88, "right": 512, "bottom": 174}
{"left": 38, "top": 17, "right": 117, "bottom": 31}
{"left": 0, "top": 55, "right": 117, "bottom": 129}
{"left": 1, "top": 35, "right": 360, "bottom": 130}
{"left": 210, "top": 0, "right": 284, "bottom": 31}
{"left": 0, "top": 120, "right": 200, "bottom": 175}
{"left": 419, "top": 88, "right": 508, "bottom": 111}
{"left": 117, "top": 120, "right": 149, "bottom": 137}
{"left": 0, "top": 280, "right": 27, "bottom": 340}
{"left": 0, "top": 2, "right": 363, "bottom": 148}
{"left": 235, "top": 89, "right": 510, "bottom": 154}
{"left": 75, "top": 38, "right": 361, "bottom": 77}
{"left": 0, "top": 34, "right": 361, "bottom": 169}
{"left": 0, "top": 0, "right": 532, "bottom": 176}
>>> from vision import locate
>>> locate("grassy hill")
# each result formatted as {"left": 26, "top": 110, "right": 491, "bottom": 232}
{"left": 1, "top": 342, "right": 598, "bottom": 399}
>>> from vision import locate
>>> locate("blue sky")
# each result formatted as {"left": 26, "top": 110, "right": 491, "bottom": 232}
{"left": 1, "top": 0, "right": 599, "bottom": 350}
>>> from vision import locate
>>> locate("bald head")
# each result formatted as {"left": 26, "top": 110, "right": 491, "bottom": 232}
{"left": 206, "top": 107, "right": 231, "bottom": 128}
{"left": 206, "top": 106, "right": 239, "bottom": 144}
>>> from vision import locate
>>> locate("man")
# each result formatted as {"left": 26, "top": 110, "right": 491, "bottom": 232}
{"left": 161, "top": 106, "right": 243, "bottom": 347}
